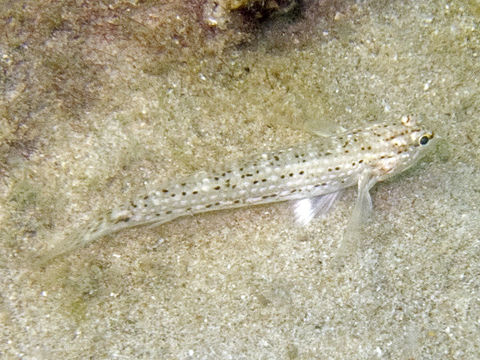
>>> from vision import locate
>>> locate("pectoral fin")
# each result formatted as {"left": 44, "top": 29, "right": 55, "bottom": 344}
{"left": 338, "top": 170, "right": 378, "bottom": 257}
{"left": 351, "top": 170, "right": 377, "bottom": 225}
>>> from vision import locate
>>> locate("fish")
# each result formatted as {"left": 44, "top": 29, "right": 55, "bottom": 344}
{"left": 70, "top": 115, "right": 435, "bottom": 251}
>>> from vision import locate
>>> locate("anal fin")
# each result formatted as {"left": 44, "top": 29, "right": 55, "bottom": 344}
{"left": 293, "top": 191, "right": 342, "bottom": 226}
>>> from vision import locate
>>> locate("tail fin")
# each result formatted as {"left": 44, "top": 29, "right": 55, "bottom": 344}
{"left": 34, "top": 213, "right": 116, "bottom": 265}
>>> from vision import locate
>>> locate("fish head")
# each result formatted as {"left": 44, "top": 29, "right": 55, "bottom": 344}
{"left": 371, "top": 115, "right": 435, "bottom": 180}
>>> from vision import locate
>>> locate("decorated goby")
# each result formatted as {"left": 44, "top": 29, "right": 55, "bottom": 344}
{"left": 77, "top": 115, "right": 434, "bottom": 248}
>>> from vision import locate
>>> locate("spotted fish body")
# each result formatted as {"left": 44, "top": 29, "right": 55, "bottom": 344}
{"left": 80, "top": 115, "right": 434, "bottom": 246}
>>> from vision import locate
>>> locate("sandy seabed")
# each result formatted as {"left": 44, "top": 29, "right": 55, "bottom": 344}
{"left": 1, "top": 0, "right": 479, "bottom": 358}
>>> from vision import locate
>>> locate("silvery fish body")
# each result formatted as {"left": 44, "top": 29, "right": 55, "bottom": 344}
{"left": 79, "top": 115, "right": 434, "bottom": 247}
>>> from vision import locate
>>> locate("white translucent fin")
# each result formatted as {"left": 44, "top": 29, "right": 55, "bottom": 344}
{"left": 338, "top": 171, "right": 378, "bottom": 258}
{"left": 297, "top": 116, "right": 342, "bottom": 137}
{"left": 304, "top": 117, "right": 346, "bottom": 137}
{"left": 294, "top": 191, "right": 342, "bottom": 226}
{"left": 146, "top": 215, "right": 180, "bottom": 229}
{"left": 351, "top": 173, "right": 376, "bottom": 224}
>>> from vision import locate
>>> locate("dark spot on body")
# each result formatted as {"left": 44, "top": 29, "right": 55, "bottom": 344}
{"left": 162, "top": 189, "right": 168, "bottom": 193}
{"left": 193, "top": 191, "right": 198, "bottom": 194}
{"left": 262, "top": 178, "right": 267, "bottom": 182}
{"left": 182, "top": 192, "right": 187, "bottom": 195}
{"left": 335, "top": 166, "right": 340, "bottom": 170}
{"left": 299, "top": 171, "right": 304, "bottom": 175}
{"left": 274, "top": 155, "right": 280, "bottom": 161}
{"left": 206, "top": 204, "right": 212, "bottom": 208}
{"left": 234, "top": 200, "right": 240, "bottom": 204}
{"left": 214, "top": 186, "right": 221, "bottom": 190}
{"left": 253, "top": 180, "right": 259, "bottom": 184}
{"left": 289, "top": 173, "right": 294, "bottom": 177}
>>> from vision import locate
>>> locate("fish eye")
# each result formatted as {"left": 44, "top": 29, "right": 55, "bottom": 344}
{"left": 419, "top": 134, "right": 431, "bottom": 146}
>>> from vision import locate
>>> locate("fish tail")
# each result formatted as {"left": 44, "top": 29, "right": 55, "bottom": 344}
{"left": 33, "top": 214, "right": 116, "bottom": 265}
